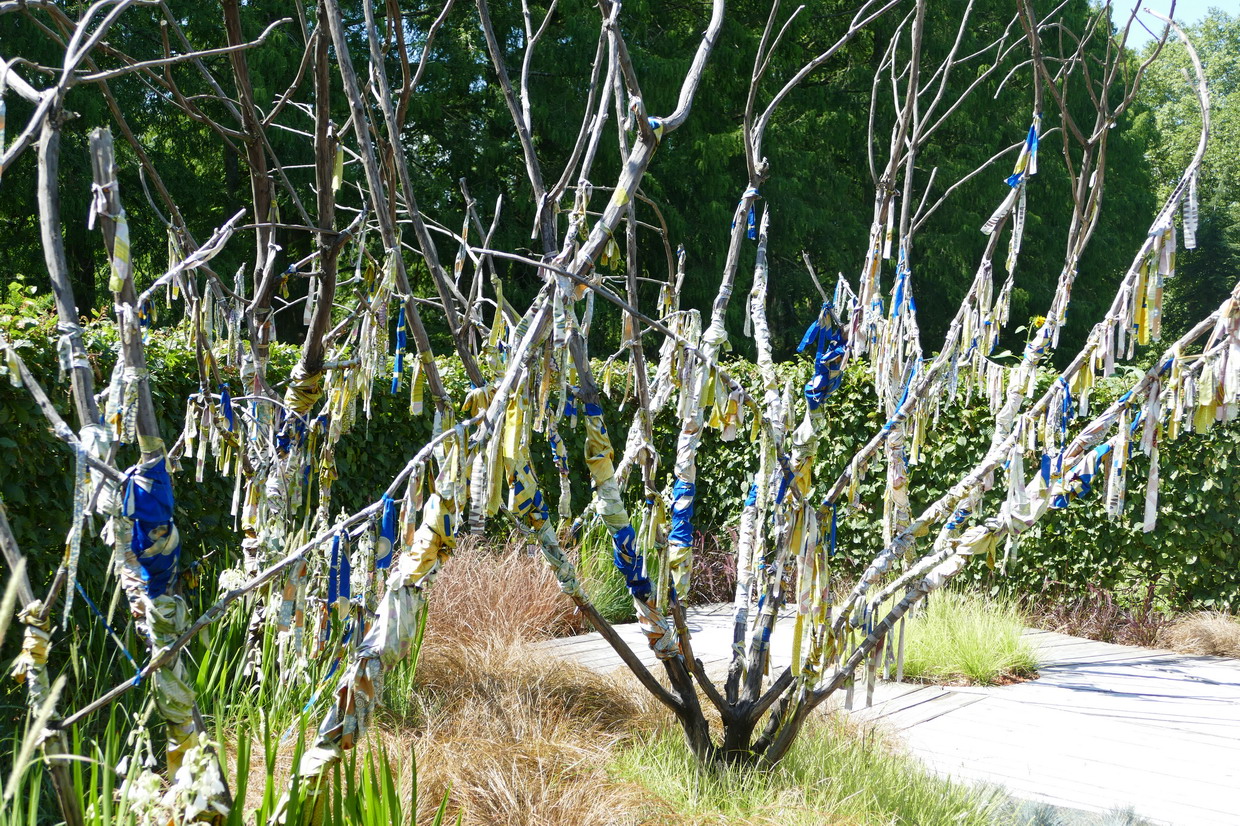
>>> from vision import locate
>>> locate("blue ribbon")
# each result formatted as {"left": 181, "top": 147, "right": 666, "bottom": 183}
{"left": 800, "top": 302, "right": 847, "bottom": 411}
{"left": 339, "top": 535, "right": 351, "bottom": 599}
{"left": 75, "top": 582, "right": 142, "bottom": 685}
{"left": 1006, "top": 124, "right": 1039, "bottom": 188}
{"left": 391, "top": 308, "right": 407, "bottom": 394}
{"left": 328, "top": 532, "right": 350, "bottom": 604}
{"left": 945, "top": 506, "right": 971, "bottom": 531}
{"left": 735, "top": 187, "right": 760, "bottom": 240}
{"left": 775, "top": 466, "right": 792, "bottom": 505}
{"left": 376, "top": 495, "right": 397, "bottom": 570}
{"left": 797, "top": 320, "right": 822, "bottom": 353}
{"left": 1059, "top": 377, "right": 1075, "bottom": 434}
{"left": 611, "top": 524, "right": 651, "bottom": 602}
{"left": 219, "top": 384, "right": 235, "bottom": 432}
{"left": 669, "top": 479, "right": 696, "bottom": 547}
{"left": 829, "top": 503, "right": 838, "bottom": 556}
{"left": 1054, "top": 444, "right": 1112, "bottom": 508}
{"left": 123, "top": 458, "right": 181, "bottom": 598}
{"left": 891, "top": 268, "right": 906, "bottom": 318}
{"left": 274, "top": 412, "right": 308, "bottom": 455}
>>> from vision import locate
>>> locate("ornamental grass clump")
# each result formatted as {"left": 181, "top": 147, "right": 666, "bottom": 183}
{"left": 397, "top": 641, "right": 660, "bottom": 826}
{"left": 1160, "top": 611, "right": 1240, "bottom": 658}
{"left": 382, "top": 540, "right": 663, "bottom": 826}
{"left": 900, "top": 590, "right": 1039, "bottom": 686}
{"left": 576, "top": 519, "right": 637, "bottom": 625}
{"left": 423, "top": 537, "right": 589, "bottom": 646}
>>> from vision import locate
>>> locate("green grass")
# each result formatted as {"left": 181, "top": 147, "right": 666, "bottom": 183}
{"left": 611, "top": 715, "right": 1006, "bottom": 826}
{"left": 0, "top": 576, "right": 448, "bottom": 826}
{"left": 899, "top": 590, "right": 1039, "bottom": 686}
{"left": 576, "top": 519, "right": 635, "bottom": 624}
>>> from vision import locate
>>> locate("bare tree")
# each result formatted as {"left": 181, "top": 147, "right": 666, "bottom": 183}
{"left": 0, "top": 2, "right": 1233, "bottom": 823}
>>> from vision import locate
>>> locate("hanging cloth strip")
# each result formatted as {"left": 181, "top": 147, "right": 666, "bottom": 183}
{"left": 641, "top": 495, "right": 671, "bottom": 613}
{"left": 1004, "top": 120, "right": 1039, "bottom": 189}
{"left": 327, "top": 531, "right": 352, "bottom": 613}
{"left": 583, "top": 401, "right": 678, "bottom": 658}
{"left": 375, "top": 495, "right": 397, "bottom": 570}
{"left": 0, "top": 77, "right": 6, "bottom": 183}
{"left": 61, "top": 442, "right": 87, "bottom": 620}
{"left": 122, "top": 455, "right": 182, "bottom": 598}
{"left": 730, "top": 483, "right": 760, "bottom": 660}
{"left": 547, "top": 420, "right": 572, "bottom": 517}
{"left": 10, "top": 601, "right": 54, "bottom": 703}
{"left": 219, "top": 384, "right": 235, "bottom": 432}
{"left": 391, "top": 308, "right": 407, "bottom": 394}
{"left": 982, "top": 115, "right": 1040, "bottom": 236}
{"left": 1183, "top": 171, "right": 1198, "bottom": 250}
{"left": 88, "top": 180, "right": 132, "bottom": 293}
{"left": 799, "top": 301, "right": 847, "bottom": 410}
{"left": 883, "top": 195, "right": 896, "bottom": 260}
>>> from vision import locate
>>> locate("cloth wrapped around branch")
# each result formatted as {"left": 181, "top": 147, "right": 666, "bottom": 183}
{"left": 288, "top": 435, "right": 463, "bottom": 798}
{"left": 584, "top": 402, "right": 679, "bottom": 659}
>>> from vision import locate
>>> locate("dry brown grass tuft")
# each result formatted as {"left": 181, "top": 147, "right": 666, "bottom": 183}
{"left": 388, "top": 538, "right": 671, "bottom": 825}
{"left": 1159, "top": 611, "right": 1240, "bottom": 658}
{"left": 395, "top": 640, "right": 668, "bottom": 825}
{"left": 232, "top": 539, "right": 600, "bottom": 818}
{"left": 424, "top": 536, "right": 589, "bottom": 647}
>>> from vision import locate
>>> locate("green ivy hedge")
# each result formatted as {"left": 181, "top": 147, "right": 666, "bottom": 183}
{"left": 654, "top": 357, "right": 1240, "bottom": 611}
{"left": 2, "top": 295, "right": 1238, "bottom": 613}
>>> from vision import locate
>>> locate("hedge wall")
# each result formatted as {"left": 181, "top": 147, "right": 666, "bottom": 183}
{"left": 3, "top": 296, "right": 1238, "bottom": 614}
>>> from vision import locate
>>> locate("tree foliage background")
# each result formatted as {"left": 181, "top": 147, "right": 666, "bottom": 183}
{"left": 2, "top": 0, "right": 1204, "bottom": 359}
{"left": 1141, "top": 9, "right": 1240, "bottom": 338}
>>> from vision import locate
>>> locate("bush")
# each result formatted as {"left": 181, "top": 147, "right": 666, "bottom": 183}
{"left": 423, "top": 537, "right": 588, "bottom": 648}
{"left": 899, "top": 590, "right": 1039, "bottom": 686}
{"left": 1023, "top": 583, "right": 1172, "bottom": 648}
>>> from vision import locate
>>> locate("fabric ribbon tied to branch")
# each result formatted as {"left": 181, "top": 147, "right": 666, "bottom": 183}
{"left": 122, "top": 456, "right": 181, "bottom": 599}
